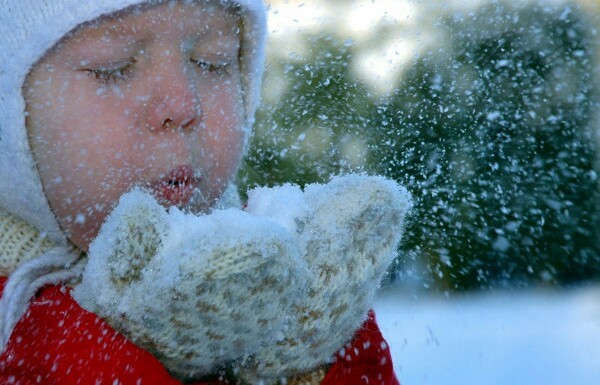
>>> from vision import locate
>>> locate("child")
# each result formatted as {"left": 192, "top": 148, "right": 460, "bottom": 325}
{"left": 0, "top": 1, "right": 408, "bottom": 384}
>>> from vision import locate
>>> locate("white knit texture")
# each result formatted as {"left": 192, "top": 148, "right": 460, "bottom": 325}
{"left": 241, "top": 174, "right": 412, "bottom": 381}
{"left": 0, "top": 209, "right": 56, "bottom": 276}
{"left": 72, "top": 188, "right": 306, "bottom": 381}
{"left": 0, "top": 182, "right": 242, "bottom": 356}
{"left": 0, "top": 0, "right": 266, "bottom": 243}
{"left": 0, "top": 209, "right": 83, "bottom": 352}
{"left": 73, "top": 175, "right": 412, "bottom": 383}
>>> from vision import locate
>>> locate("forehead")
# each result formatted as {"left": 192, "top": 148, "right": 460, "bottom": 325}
{"left": 65, "top": 0, "right": 241, "bottom": 45}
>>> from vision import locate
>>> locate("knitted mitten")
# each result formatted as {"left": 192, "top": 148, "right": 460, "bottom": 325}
{"left": 240, "top": 174, "right": 411, "bottom": 382}
{"left": 72, "top": 189, "right": 306, "bottom": 381}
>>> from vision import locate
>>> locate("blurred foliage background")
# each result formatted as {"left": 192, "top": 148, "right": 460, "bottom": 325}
{"left": 237, "top": 0, "right": 600, "bottom": 291}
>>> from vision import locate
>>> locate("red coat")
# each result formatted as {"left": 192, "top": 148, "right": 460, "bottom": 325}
{"left": 0, "top": 277, "right": 399, "bottom": 385}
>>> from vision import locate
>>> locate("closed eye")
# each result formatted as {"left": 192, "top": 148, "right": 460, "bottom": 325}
{"left": 191, "top": 58, "right": 231, "bottom": 76}
{"left": 83, "top": 58, "right": 137, "bottom": 85}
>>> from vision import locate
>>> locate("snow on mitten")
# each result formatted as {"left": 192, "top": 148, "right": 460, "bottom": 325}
{"left": 241, "top": 174, "right": 412, "bottom": 381}
{"left": 73, "top": 189, "right": 306, "bottom": 381}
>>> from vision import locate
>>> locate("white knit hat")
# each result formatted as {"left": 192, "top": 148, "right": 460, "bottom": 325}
{"left": 0, "top": 0, "right": 266, "bottom": 244}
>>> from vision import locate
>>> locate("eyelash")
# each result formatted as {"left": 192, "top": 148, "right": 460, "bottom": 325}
{"left": 84, "top": 59, "right": 136, "bottom": 85}
{"left": 84, "top": 57, "right": 231, "bottom": 85}
{"left": 192, "top": 59, "right": 231, "bottom": 77}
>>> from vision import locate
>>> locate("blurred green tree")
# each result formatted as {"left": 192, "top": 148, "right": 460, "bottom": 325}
{"left": 239, "top": 34, "right": 373, "bottom": 186}
{"left": 239, "top": 0, "right": 600, "bottom": 290}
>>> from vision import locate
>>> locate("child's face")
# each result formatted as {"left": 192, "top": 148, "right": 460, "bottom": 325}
{"left": 24, "top": 1, "right": 245, "bottom": 250}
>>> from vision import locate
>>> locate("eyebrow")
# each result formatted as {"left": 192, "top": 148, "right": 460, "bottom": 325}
{"left": 51, "top": 1, "right": 243, "bottom": 65}
{"left": 63, "top": 23, "right": 239, "bottom": 59}
{"left": 69, "top": 14, "right": 240, "bottom": 48}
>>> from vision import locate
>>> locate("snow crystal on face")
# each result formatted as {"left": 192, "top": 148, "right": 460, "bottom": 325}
{"left": 75, "top": 214, "right": 86, "bottom": 224}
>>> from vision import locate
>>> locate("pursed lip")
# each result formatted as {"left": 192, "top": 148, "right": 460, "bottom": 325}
{"left": 151, "top": 165, "right": 200, "bottom": 206}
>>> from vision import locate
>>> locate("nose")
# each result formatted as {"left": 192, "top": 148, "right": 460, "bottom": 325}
{"left": 142, "top": 56, "right": 200, "bottom": 132}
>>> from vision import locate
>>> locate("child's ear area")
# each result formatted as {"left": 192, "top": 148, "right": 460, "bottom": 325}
{"left": 22, "top": 62, "right": 49, "bottom": 103}
{"left": 22, "top": 60, "right": 54, "bottom": 183}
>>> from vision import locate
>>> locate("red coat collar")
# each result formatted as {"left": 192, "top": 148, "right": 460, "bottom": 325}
{"left": 0, "top": 278, "right": 399, "bottom": 385}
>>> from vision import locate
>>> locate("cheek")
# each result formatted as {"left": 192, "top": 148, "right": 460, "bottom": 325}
{"left": 208, "top": 85, "right": 245, "bottom": 157}
{"left": 197, "top": 80, "right": 245, "bottom": 197}
{"left": 28, "top": 78, "right": 148, "bottom": 248}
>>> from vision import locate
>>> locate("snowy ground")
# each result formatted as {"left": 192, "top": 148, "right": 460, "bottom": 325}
{"left": 374, "top": 286, "right": 600, "bottom": 385}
